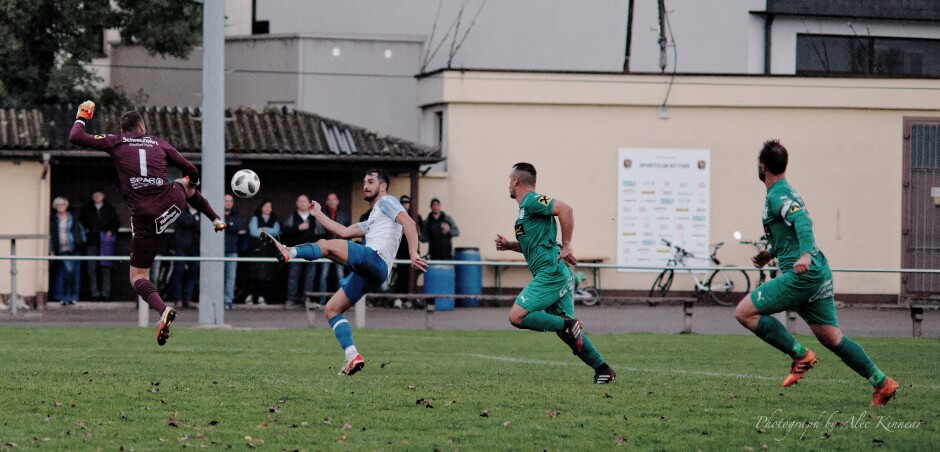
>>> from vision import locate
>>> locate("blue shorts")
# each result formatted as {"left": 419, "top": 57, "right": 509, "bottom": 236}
{"left": 340, "top": 241, "right": 389, "bottom": 302}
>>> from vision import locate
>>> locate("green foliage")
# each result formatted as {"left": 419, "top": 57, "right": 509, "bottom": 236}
{"left": 0, "top": 0, "right": 201, "bottom": 106}
{"left": 0, "top": 327, "right": 937, "bottom": 450}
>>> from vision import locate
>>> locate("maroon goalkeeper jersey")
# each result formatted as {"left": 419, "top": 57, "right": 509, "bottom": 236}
{"left": 69, "top": 120, "right": 199, "bottom": 214}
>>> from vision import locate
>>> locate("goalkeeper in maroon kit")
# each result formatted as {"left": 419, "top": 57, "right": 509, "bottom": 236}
{"left": 69, "top": 101, "right": 225, "bottom": 346}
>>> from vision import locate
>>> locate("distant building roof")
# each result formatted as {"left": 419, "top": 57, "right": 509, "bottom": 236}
{"left": 0, "top": 105, "right": 442, "bottom": 165}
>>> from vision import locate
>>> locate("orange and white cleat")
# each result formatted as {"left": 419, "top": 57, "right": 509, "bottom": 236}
{"left": 782, "top": 349, "right": 817, "bottom": 387}
{"left": 871, "top": 377, "right": 899, "bottom": 406}
{"left": 260, "top": 231, "right": 291, "bottom": 263}
{"left": 157, "top": 307, "right": 177, "bottom": 346}
{"left": 341, "top": 354, "right": 365, "bottom": 376}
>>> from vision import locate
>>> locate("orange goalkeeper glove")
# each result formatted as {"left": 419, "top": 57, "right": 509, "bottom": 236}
{"left": 76, "top": 101, "right": 95, "bottom": 122}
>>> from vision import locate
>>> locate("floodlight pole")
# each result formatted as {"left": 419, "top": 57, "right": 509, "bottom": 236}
{"left": 199, "top": 0, "right": 225, "bottom": 325}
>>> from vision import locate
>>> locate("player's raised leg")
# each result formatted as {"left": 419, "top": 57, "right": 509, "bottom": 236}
{"left": 735, "top": 293, "right": 815, "bottom": 387}
{"left": 261, "top": 233, "right": 350, "bottom": 266}
{"left": 176, "top": 178, "right": 225, "bottom": 231}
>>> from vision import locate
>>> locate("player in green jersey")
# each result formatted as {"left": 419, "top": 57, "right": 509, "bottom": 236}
{"left": 495, "top": 162, "right": 616, "bottom": 384}
{"left": 735, "top": 140, "right": 898, "bottom": 406}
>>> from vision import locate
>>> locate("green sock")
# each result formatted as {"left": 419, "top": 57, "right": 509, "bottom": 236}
{"left": 755, "top": 316, "right": 806, "bottom": 358}
{"left": 519, "top": 311, "right": 565, "bottom": 332}
{"left": 576, "top": 335, "right": 605, "bottom": 369}
{"left": 830, "top": 337, "right": 886, "bottom": 387}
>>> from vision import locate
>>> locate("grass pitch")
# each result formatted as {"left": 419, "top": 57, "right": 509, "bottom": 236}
{"left": 0, "top": 326, "right": 938, "bottom": 450}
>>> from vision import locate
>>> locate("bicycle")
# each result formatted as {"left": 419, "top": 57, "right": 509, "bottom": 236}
{"left": 739, "top": 234, "right": 778, "bottom": 287}
{"left": 572, "top": 271, "right": 601, "bottom": 306}
{"left": 647, "top": 239, "right": 750, "bottom": 307}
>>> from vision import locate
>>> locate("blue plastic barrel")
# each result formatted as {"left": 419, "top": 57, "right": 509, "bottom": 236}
{"left": 455, "top": 247, "right": 482, "bottom": 307}
{"left": 423, "top": 265, "right": 455, "bottom": 311}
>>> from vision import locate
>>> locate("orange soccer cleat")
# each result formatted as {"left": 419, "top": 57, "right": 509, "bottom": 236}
{"left": 260, "top": 231, "right": 291, "bottom": 263}
{"left": 871, "top": 377, "right": 899, "bottom": 406}
{"left": 157, "top": 307, "right": 177, "bottom": 346}
{"left": 341, "top": 354, "right": 365, "bottom": 376}
{"left": 782, "top": 348, "right": 817, "bottom": 387}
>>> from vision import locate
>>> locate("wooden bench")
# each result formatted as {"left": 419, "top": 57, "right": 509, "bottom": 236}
{"left": 841, "top": 296, "right": 940, "bottom": 338}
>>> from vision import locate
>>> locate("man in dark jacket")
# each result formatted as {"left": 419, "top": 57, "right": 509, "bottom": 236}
{"left": 222, "top": 194, "right": 244, "bottom": 310}
{"left": 422, "top": 198, "right": 460, "bottom": 260}
{"left": 169, "top": 204, "right": 200, "bottom": 309}
{"left": 282, "top": 194, "right": 321, "bottom": 308}
{"left": 314, "top": 193, "right": 351, "bottom": 305}
{"left": 79, "top": 190, "right": 121, "bottom": 301}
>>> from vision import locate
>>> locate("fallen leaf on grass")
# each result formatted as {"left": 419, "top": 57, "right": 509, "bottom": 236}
{"left": 342, "top": 423, "right": 353, "bottom": 431}
{"left": 178, "top": 435, "right": 190, "bottom": 441}
{"left": 728, "top": 393, "right": 736, "bottom": 400}
{"left": 207, "top": 420, "right": 219, "bottom": 426}
{"left": 168, "top": 416, "right": 180, "bottom": 427}
{"left": 322, "top": 418, "right": 332, "bottom": 426}
{"left": 196, "top": 432, "right": 206, "bottom": 439}
{"left": 546, "top": 410, "right": 558, "bottom": 419}
{"left": 119, "top": 412, "right": 127, "bottom": 420}
{"left": 416, "top": 399, "right": 434, "bottom": 408}
{"left": 257, "top": 422, "right": 268, "bottom": 429}
{"left": 338, "top": 435, "right": 347, "bottom": 445}
{"left": 604, "top": 393, "right": 613, "bottom": 399}
{"left": 380, "top": 361, "right": 391, "bottom": 368}
{"left": 502, "top": 421, "right": 511, "bottom": 427}
{"left": 53, "top": 402, "right": 62, "bottom": 408}
{"left": 614, "top": 434, "right": 626, "bottom": 446}
{"left": 480, "top": 410, "right": 489, "bottom": 417}
{"left": 268, "top": 406, "right": 281, "bottom": 414}
{"left": 74, "top": 420, "right": 86, "bottom": 429}
{"left": 660, "top": 416, "right": 668, "bottom": 421}
{"left": 407, "top": 385, "right": 415, "bottom": 390}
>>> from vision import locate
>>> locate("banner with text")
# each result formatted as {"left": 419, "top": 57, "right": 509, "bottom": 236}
{"left": 617, "top": 148, "right": 711, "bottom": 271}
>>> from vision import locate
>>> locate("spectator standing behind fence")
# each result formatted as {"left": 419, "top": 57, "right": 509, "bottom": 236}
{"left": 169, "top": 204, "right": 200, "bottom": 310}
{"left": 50, "top": 197, "right": 85, "bottom": 306}
{"left": 315, "top": 193, "right": 350, "bottom": 307}
{"left": 247, "top": 200, "right": 280, "bottom": 305}
{"left": 222, "top": 194, "right": 243, "bottom": 311}
{"left": 392, "top": 195, "right": 423, "bottom": 309}
{"left": 79, "top": 190, "right": 120, "bottom": 301}
{"left": 282, "top": 194, "right": 321, "bottom": 309}
{"left": 422, "top": 198, "right": 460, "bottom": 260}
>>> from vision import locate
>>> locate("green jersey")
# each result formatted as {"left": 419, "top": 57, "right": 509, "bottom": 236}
{"left": 515, "top": 191, "right": 563, "bottom": 277}
{"left": 762, "top": 179, "right": 826, "bottom": 273}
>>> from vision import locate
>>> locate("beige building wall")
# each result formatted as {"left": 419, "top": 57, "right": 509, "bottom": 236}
{"left": 0, "top": 161, "right": 50, "bottom": 297}
{"left": 414, "top": 71, "right": 940, "bottom": 294}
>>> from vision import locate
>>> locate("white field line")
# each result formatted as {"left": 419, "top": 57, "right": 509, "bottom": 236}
{"left": 463, "top": 353, "right": 940, "bottom": 391}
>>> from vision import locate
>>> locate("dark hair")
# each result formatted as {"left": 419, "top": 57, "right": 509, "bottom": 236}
{"left": 759, "top": 140, "right": 788, "bottom": 175}
{"left": 512, "top": 162, "right": 537, "bottom": 186}
{"left": 365, "top": 168, "right": 390, "bottom": 187}
{"left": 121, "top": 111, "right": 144, "bottom": 133}
{"left": 253, "top": 199, "right": 278, "bottom": 222}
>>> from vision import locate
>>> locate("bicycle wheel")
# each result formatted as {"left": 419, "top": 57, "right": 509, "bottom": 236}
{"left": 647, "top": 270, "right": 674, "bottom": 306}
{"left": 707, "top": 267, "right": 750, "bottom": 307}
{"left": 578, "top": 286, "right": 601, "bottom": 306}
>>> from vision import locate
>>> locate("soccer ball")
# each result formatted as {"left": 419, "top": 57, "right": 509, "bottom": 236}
{"left": 231, "top": 169, "right": 260, "bottom": 198}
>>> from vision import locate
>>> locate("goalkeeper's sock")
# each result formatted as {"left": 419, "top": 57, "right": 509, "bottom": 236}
{"left": 827, "top": 336, "right": 886, "bottom": 387}
{"left": 133, "top": 279, "right": 167, "bottom": 313}
{"left": 518, "top": 311, "right": 565, "bottom": 332}
{"left": 188, "top": 189, "right": 221, "bottom": 222}
{"left": 755, "top": 315, "right": 806, "bottom": 358}
{"left": 328, "top": 314, "right": 355, "bottom": 351}
{"left": 293, "top": 243, "right": 321, "bottom": 260}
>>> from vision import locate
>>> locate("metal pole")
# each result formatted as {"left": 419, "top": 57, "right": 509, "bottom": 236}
{"left": 138, "top": 297, "right": 148, "bottom": 327}
{"left": 10, "top": 238, "right": 17, "bottom": 316}
{"left": 199, "top": 0, "right": 226, "bottom": 325}
{"left": 355, "top": 295, "right": 366, "bottom": 327}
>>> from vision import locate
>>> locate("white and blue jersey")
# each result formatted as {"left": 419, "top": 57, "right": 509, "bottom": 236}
{"left": 340, "top": 195, "right": 405, "bottom": 302}
{"left": 356, "top": 195, "right": 405, "bottom": 277}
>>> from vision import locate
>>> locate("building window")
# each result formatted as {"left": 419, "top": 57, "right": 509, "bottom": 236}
{"left": 434, "top": 111, "right": 444, "bottom": 147}
{"left": 796, "top": 34, "right": 940, "bottom": 77}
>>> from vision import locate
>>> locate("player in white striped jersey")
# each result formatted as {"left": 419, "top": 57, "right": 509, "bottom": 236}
{"left": 261, "top": 169, "right": 426, "bottom": 376}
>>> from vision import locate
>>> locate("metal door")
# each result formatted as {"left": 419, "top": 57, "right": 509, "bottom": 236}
{"left": 903, "top": 118, "right": 940, "bottom": 294}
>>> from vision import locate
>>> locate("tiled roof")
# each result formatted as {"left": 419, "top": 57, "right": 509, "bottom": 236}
{"left": 0, "top": 105, "right": 442, "bottom": 164}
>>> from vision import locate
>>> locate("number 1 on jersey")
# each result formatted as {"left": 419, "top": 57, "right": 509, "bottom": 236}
{"left": 138, "top": 149, "right": 148, "bottom": 177}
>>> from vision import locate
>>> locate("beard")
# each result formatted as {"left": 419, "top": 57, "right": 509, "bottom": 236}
{"left": 364, "top": 192, "right": 378, "bottom": 202}
{"left": 758, "top": 169, "right": 766, "bottom": 182}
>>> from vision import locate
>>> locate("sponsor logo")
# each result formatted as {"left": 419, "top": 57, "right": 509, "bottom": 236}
{"left": 94, "top": 134, "right": 107, "bottom": 139}
{"left": 622, "top": 189, "right": 636, "bottom": 195}
{"left": 122, "top": 136, "right": 159, "bottom": 146}
{"left": 537, "top": 195, "right": 552, "bottom": 206}
{"left": 809, "top": 280, "right": 834, "bottom": 303}
{"left": 622, "top": 232, "right": 636, "bottom": 236}
{"left": 655, "top": 207, "right": 668, "bottom": 212}
{"left": 641, "top": 240, "right": 655, "bottom": 246}
{"left": 623, "top": 180, "right": 636, "bottom": 187}
{"left": 692, "top": 216, "right": 706, "bottom": 222}
{"left": 514, "top": 223, "right": 526, "bottom": 236}
{"left": 518, "top": 208, "right": 526, "bottom": 220}
{"left": 155, "top": 205, "right": 182, "bottom": 234}
{"left": 130, "top": 177, "right": 165, "bottom": 190}
{"left": 642, "top": 190, "right": 656, "bottom": 195}
{"left": 661, "top": 198, "right": 674, "bottom": 205}
{"left": 675, "top": 207, "right": 689, "bottom": 212}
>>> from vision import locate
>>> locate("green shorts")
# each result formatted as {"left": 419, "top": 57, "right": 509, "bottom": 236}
{"left": 750, "top": 268, "right": 838, "bottom": 326}
{"left": 515, "top": 265, "right": 575, "bottom": 318}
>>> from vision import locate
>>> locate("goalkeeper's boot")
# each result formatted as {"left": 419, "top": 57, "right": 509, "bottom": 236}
{"left": 563, "top": 318, "right": 584, "bottom": 354}
{"left": 782, "top": 348, "right": 817, "bottom": 387}
{"left": 157, "top": 307, "right": 177, "bottom": 346}
{"left": 260, "top": 231, "right": 291, "bottom": 263}
{"left": 212, "top": 218, "right": 226, "bottom": 232}
{"left": 871, "top": 377, "right": 899, "bottom": 406}
{"left": 341, "top": 354, "right": 365, "bottom": 376}
{"left": 594, "top": 364, "right": 617, "bottom": 384}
